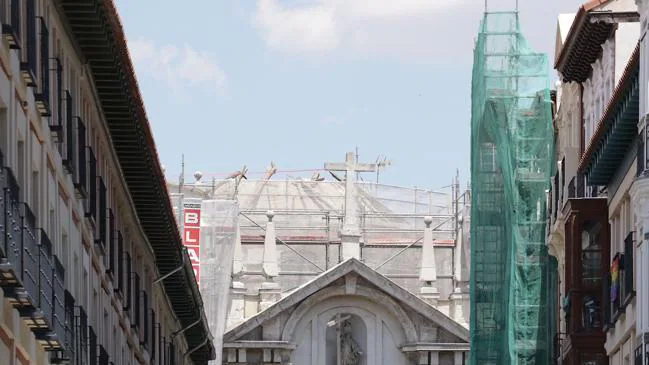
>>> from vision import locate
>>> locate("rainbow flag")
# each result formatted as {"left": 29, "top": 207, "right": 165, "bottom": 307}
{"left": 611, "top": 256, "right": 620, "bottom": 303}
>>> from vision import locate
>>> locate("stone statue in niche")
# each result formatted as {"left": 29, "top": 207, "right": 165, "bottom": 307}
{"left": 340, "top": 319, "right": 363, "bottom": 365}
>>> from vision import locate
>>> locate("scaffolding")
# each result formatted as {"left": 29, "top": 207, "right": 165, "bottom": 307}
{"left": 470, "top": 11, "right": 556, "bottom": 365}
{"left": 168, "top": 176, "right": 470, "bottom": 295}
{"left": 171, "top": 179, "right": 465, "bottom": 245}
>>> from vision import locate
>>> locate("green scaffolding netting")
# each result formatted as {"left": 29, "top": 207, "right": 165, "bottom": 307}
{"left": 470, "top": 12, "right": 558, "bottom": 365}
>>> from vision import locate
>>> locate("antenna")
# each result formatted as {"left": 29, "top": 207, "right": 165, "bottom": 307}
{"left": 484, "top": 0, "right": 519, "bottom": 12}
{"left": 374, "top": 155, "right": 392, "bottom": 184}
{"left": 179, "top": 154, "right": 185, "bottom": 193}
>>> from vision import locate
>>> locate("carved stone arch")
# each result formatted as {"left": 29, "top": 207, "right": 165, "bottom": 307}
{"left": 281, "top": 285, "right": 418, "bottom": 343}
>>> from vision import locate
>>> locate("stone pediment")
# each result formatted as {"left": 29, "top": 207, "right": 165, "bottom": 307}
{"left": 223, "top": 259, "right": 469, "bottom": 364}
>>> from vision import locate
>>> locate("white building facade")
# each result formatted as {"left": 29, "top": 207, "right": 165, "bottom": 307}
{"left": 632, "top": 0, "right": 649, "bottom": 363}
{"left": 0, "top": 1, "right": 214, "bottom": 364}
{"left": 553, "top": 0, "right": 641, "bottom": 364}
{"left": 167, "top": 159, "right": 472, "bottom": 364}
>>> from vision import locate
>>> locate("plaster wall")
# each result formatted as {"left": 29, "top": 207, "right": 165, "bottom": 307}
{"left": 0, "top": 1, "right": 195, "bottom": 363}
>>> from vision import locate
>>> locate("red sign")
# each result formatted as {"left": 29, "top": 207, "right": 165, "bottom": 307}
{"left": 183, "top": 203, "right": 201, "bottom": 285}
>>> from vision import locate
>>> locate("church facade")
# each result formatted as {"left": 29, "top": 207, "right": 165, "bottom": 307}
{"left": 223, "top": 259, "right": 469, "bottom": 365}
{"left": 166, "top": 153, "right": 472, "bottom": 364}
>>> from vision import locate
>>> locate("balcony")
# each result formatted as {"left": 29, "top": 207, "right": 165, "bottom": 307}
{"left": 123, "top": 252, "right": 131, "bottom": 315}
{"left": 34, "top": 17, "right": 51, "bottom": 116}
{"left": 32, "top": 229, "right": 54, "bottom": 333}
{"left": 12, "top": 204, "right": 40, "bottom": 314}
{"left": 49, "top": 58, "right": 64, "bottom": 143}
{"left": 88, "top": 326, "right": 97, "bottom": 365}
{"left": 607, "top": 232, "right": 636, "bottom": 325}
{"left": 38, "top": 253, "right": 65, "bottom": 350}
{"left": 95, "top": 177, "right": 106, "bottom": 254}
{"left": 84, "top": 147, "right": 97, "bottom": 226}
{"left": 1, "top": 185, "right": 41, "bottom": 320}
{"left": 73, "top": 117, "right": 87, "bottom": 198}
{"left": 99, "top": 344, "right": 109, "bottom": 365}
{"left": 114, "top": 231, "right": 124, "bottom": 299}
{"left": 50, "top": 290, "right": 75, "bottom": 364}
{"left": 74, "top": 306, "right": 88, "bottom": 365}
{"left": 19, "top": 0, "right": 37, "bottom": 87}
{"left": 131, "top": 272, "right": 140, "bottom": 332}
{"left": 0, "top": 166, "right": 23, "bottom": 287}
{"left": 560, "top": 197, "right": 609, "bottom": 363}
{"left": 0, "top": 0, "right": 21, "bottom": 49}
{"left": 140, "top": 290, "right": 148, "bottom": 348}
{"left": 106, "top": 209, "right": 115, "bottom": 280}
{"left": 62, "top": 91, "right": 75, "bottom": 175}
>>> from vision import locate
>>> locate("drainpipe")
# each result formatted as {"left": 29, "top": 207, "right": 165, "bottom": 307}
{"left": 153, "top": 247, "right": 187, "bottom": 284}
{"left": 183, "top": 333, "right": 213, "bottom": 364}
{"left": 580, "top": 83, "right": 585, "bottom": 156}
{"left": 170, "top": 314, "right": 202, "bottom": 343}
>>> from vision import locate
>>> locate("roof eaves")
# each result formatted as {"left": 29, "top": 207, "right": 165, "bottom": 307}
{"left": 73, "top": 0, "right": 216, "bottom": 361}
{"left": 578, "top": 42, "right": 640, "bottom": 173}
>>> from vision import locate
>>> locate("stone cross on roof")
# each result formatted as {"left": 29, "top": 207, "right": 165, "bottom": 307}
{"left": 325, "top": 152, "right": 376, "bottom": 260}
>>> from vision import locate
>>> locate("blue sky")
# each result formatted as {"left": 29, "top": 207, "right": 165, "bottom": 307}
{"left": 113, "top": 0, "right": 585, "bottom": 190}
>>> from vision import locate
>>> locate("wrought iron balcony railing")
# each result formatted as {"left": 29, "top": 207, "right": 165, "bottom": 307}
{"left": 0, "top": 165, "right": 22, "bottom": 287}
{"left": 73, "top": 117, "right": 87, "bottom": 198}
{"left": 19, "top": 0, "right": 37, "bottom": 87}
{"left": 114, "top": 231, "right": 124, "bottom": 299}
{"left": 1, "top": 0, "right": 21, "bottom": 49}
{"left": 95, "top": 177, "right": 106, "bottom": 254}
{"left": 62, "top": 90, "right": 75, "bottom": 174}
{"left": 15, "top": 203, "right": 40, "bottom": 312}
{"left": 74, "top": 305, "right": 88, "bottom": 365}
{"left": 35, "top": 229, "right": 54, "bottom": 330}
{"left": 34, "top": 16, "right": 50, "bottom": 116}
{"left": 98, "top": 344, "right": 109, "bottom": 365}
{"left": 50, "top": 290, "right": 75, "bottom": 363}
{"left": 106, "top": 209, "right": 115, "bottom": 280}
{"left": 48, "top": 255, "right": 65, "bottom": 350}
{"left": 50, "top": 58, "right": 63, "bottom": 143}
{"left": 84, "top": 147, "right": 97, "bottom": 226}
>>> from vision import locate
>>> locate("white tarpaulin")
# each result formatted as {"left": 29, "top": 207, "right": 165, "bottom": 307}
{"left": 199, "top": 200, "right": 238, "bottom": 365}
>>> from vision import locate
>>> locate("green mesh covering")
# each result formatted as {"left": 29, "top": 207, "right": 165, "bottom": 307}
{"left": 470, "top": 12, "right": 557, "bottom": 365}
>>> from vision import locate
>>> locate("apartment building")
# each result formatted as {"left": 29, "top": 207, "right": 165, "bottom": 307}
{"left": 0, "top": 1, "right": 214, "bottom": 365}
{"left": 631, "top": 0, "right": 649, "bottom": 363}
{"left": 549, "top": 0, "right": 641, "bottom": 364}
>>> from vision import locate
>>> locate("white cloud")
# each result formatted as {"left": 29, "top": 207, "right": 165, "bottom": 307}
{"left": 253, "top": 0, "right": 469, "bottom": 59}
{"left": 127, "top": 39, "right": 226, "bottom": 95}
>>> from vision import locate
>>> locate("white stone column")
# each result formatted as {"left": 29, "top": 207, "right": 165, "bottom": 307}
{"left": 631, "top": 177, "right": 649, "bottom": 339}
{"left": 430, "top": 351, "right": 439, "bottom": 365}
{"left": 450, "top": 216, "right": 469, "bottom": 328}
{"left": 420, "top": 216, "right": 440, "bottom": 305}
{"left": 260, "top": 210, "right": 281, "bottom": 311}
{"left": 228, "top": 221, "right": 247, "bottom": 328}
{"left": 454, "top": 351, "right": 464, "bottom": 364}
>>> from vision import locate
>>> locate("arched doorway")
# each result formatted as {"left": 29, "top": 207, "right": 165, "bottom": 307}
{"left": 289, "top": 294, "right": 411, "bottom": 365}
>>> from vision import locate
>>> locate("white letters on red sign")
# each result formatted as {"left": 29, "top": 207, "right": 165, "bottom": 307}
{"left": 184, "top": 212, "right": 199, "bottom": 225}
{"left": 187, "top": 246, "right": 200, "bottom": 264}
{"left": 183, "top": 206, "right": 201, "bottom": 285}
{"left": 184, "top": 229, "right": 199, "bottom": 243}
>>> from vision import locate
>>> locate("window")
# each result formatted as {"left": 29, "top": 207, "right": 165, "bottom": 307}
{"left": 34, "top": 15, "right": 50, "bottom": 116}
{"left": 20, "top": 0, "right": 37, "bottom": 86}
{"left": 73, "top": 117, "right": 87, "bottom": 196}
{"left": 95, "top": 177, "right": 106, "bottom": 252}
{"left": 115, "top": 231, "right": 124, "bottom": 297}
{"left": 62, "top": 90, "right": 75, "bottom": 173}
{"left": 85, "top": 147, "right": 97, "bottom": 223}
{"left": 622, "top": 232, "right": 635, "bottom": 306}
{"left": 107, "top": 209, "right": 115, "bottom": 279}
{"left": 581, "top": 230, "right": 602, "bottom": 287}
